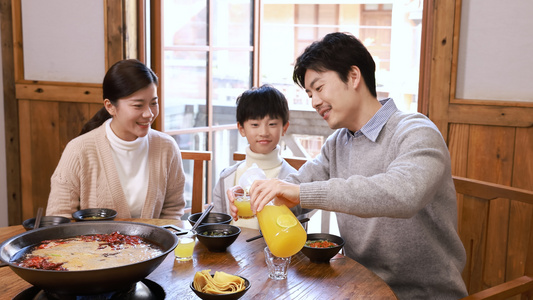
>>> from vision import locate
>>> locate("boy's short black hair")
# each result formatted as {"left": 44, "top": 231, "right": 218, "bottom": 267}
{"left": 236, "top": 84, "right": 290, "bottom": 126}
{"left": 293, "top": 32, "right": 377, "bottom": 98}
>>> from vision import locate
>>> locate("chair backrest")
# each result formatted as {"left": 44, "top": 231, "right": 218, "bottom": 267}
{"left": 233, "top": 152, "right": 307, "bottom": 170}
{"left": 181, "top": 150, "right": 212, "bottom": 214}
{"left": 453, "top": 176, "right": 533, "bottom": 299}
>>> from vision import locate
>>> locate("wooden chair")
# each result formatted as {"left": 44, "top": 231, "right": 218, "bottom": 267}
{"left": 181, "top": 150, "right": 212, "bottom": 214}
{"left": 233, "top": 152, "right": 307, "bottom": 171}
{"left": 233, "top": 152, "right": 533, "bottom": 299}
{"left": 455, "top": 176, "right": 533, "bottom": 300}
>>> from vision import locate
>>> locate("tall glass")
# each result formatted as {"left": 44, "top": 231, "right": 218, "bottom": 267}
{"left": 256, "top": 203, "right": 306, "bottom": 258}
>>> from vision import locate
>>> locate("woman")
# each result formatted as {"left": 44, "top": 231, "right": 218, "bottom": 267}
{"left": 46, "top": 59, "right": 185, "bottom": 219}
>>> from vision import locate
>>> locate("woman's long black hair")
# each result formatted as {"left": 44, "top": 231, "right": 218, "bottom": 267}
{"left": 78, "top": 59, "right": 158, "bottom": 135}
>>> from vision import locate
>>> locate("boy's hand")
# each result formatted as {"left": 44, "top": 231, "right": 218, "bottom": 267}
{"left": 249, "top": 179, "right": 300, "bottom": 213}
{"left": 226, "top": 186, "right": 243, "bottom": 221}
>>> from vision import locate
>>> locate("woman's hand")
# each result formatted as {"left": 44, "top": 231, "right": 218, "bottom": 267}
{"left": 249, "top": 179, "right": 300, "bottom": 213}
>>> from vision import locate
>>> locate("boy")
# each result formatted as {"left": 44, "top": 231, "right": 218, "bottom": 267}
{"left": 212, "top": 84, "right": 300, "bottom": 229}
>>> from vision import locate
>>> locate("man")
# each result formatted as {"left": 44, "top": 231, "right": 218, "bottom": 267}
{"left": 230, "top": 32, "right": 468, "bottom": 299}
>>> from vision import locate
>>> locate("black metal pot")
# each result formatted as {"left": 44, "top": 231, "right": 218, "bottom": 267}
{"left": 0, "top": 221, "right": 178, "bottom": 296}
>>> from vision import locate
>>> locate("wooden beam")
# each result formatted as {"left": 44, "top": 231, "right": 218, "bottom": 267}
{"left": 15, "top": 83, "right": 102, "bottom": 103}
{"left": 453, "top": 176, "right": 533, "bottom": 206}
{"left": 1, "top": 0, "right": 22, "bottom": 225}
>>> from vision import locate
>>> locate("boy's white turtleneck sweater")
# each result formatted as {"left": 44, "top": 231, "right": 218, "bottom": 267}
{"left": 105, "top": 119, "right": 149, "bottom": 218}
{"left": 235, "top": 145, "right": 283, "bottom": 184}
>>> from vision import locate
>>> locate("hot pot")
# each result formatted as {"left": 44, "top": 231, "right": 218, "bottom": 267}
{"left": 0, "top": 221, "right": 178, "bottom": 296}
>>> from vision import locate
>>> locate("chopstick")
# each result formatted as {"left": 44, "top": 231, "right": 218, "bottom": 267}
{"left": 190, "top": 204, "right": 214, "bottom": 234}
{"left": 34, "top": 207, "right": 44, "bottom": 230}
{"left": 246, "top": 233, "right": 264, "bottom": 243}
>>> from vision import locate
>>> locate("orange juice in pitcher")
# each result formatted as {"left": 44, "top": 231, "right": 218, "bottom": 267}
{"left": 257, "top": 203, "right": 306, "bottom": 258}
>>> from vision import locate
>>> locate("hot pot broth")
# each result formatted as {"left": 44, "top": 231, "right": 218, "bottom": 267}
{"left": 13, "top": 231, "right": 163, "bottom": 271}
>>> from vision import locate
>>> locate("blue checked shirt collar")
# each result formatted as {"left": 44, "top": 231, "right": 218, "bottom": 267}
{"left": 348, "top": 98, "right": 397, "bottom": 142}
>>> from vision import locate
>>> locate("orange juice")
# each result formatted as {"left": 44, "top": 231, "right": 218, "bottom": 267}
{"left": 174, "top": 236, "right": 196, "bottom": 261}
{"left": 257, "top": 204, "right": 306, "bottom": 257}
{"left": 235, "top": 198, "right": 254, "bottom": 219}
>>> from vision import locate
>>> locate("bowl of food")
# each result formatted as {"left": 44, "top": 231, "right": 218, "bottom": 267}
{"left": 1, "top": 221, "right": 178, "bottom": 295}
{"left": 22, "top": 216, "right": 71, "bottom": 231}
{"left": 196, "top": 224, "right": 241, "bottom": 252}
{"left": 300, "top": 233, "right": 345, "bottom": 263}
{"left": 191, "top": 270, "right": 250, "bottom": 300}
{"left": 72, "top": 208, "right": 117, "bottom": 221}
{"left": 188, "top": 212, "right": 232, "bottom": 227}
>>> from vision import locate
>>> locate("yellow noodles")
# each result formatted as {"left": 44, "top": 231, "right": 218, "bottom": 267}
{"left": 193, "top": 269, "right": 246, "bottom": 294}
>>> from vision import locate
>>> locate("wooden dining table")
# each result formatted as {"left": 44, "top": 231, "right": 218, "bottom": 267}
{"left": 0, "top": 218, "right": 397, "bottom": 299}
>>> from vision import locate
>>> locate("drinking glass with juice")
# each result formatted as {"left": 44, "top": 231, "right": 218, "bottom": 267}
{"left": 174, "top": 234, "right": 196, "bottom": 261}
{"left": 232, "top": 186, "right": 255, "bottom": 219}
{"left": 257, "top": 203, "right": 306, "bottom": 258}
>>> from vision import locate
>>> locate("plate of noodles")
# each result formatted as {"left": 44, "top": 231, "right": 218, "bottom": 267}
{"left": 191, "top": 269, "right": 250, "bottom": 300}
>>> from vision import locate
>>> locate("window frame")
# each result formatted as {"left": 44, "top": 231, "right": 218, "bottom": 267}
{"left": 142, "top": 0, "right": 430, "bottom": 209}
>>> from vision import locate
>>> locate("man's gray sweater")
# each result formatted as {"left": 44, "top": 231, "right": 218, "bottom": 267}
{"left": 288, "top": 100, "right": 468, "bottom": 299}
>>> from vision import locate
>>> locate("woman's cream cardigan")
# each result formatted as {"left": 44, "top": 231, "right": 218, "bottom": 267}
{"left": 46, "top": 124, "right": 186, "bottom": 219}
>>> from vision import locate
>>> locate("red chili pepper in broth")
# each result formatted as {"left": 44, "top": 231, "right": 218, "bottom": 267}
{"left": 18, "top": 256, "right": 66, "bottom": 271}
{"left": 308, "top": 240, "right": 338, "bottom": 248}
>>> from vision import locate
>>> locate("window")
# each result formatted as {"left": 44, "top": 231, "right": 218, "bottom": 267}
{"left": 150, "top": 0, "right": 423, "bottom": 212}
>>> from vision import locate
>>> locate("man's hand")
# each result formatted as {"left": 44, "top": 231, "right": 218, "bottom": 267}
{"left": 249, "top": 179, "right": 300, "bottom": 213}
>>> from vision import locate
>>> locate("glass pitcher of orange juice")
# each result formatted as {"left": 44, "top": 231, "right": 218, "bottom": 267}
{"left": 257, "top": 202, "right": 306, "bottom": 258}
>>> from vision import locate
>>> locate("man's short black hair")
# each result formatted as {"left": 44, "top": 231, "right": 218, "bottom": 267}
{"left": 293, "top": 32, "right": 377, "bottom": 97}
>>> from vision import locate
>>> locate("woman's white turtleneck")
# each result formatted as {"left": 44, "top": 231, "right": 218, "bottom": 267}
{"left": 105, "top": 118, "right": 149, "bottom": 218}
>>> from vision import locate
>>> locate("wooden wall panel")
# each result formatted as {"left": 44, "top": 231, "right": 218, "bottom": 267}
{"left": 466, "top": 125, "right": 514, "bottom": 184}
{"left": 89, "top": 104, "right": 103, "bottom": 119}
{"left": 18, "top": 100, "right": 96, "bottom": 220}
{"left": 513, "top": 127, "right": 533, "bottom": 191}
{"left": 467, "top": 125, "right": 515, "bottom": 290}
{"left": 18, "top": 100, "right": 32, "bottom": 220}
{"left": 448, "top": 123, "right": 532, "bottom": 294}
{"left": 448, "top": 123, "right": 469, "bottom": 234}
{"left": 507, "top": 127, "right": 533, "bottom": 282}
{"left": 1, "top": 0, "right": 23, "bottom": 226}
{"left": 460, "top": 194, "right": 489, "bottom": 292}
{"left": 447, "top": 125, "right": 533, "bottom": 295}
{"left": 27, "top": 101, "right": 60, "bottom": 220}
{"left": 58, "top": 102, "right": 90, "bottom": 152}
{"left": 421, "top": 0, "right": 533, "bottom": 295}
{"left": 2, "top": 0, "right": 128, "bottom": 225}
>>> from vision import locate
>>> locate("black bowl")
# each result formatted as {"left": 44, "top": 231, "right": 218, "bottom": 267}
{"left": 72, "top": 208, "right": 117, "bottom": 221}
{"left": 22, "top": 216, "right": 71, "bottom": 231}
{"left": 300, "top": 233, "right": 345, "bottom": 263}
{"left": 188, "top": 212, "right": 232, "bottom": 227}
{"left": 190, "top": 274, "right": 250, "bottom": 300}
{"left": 196, "top": 224, "right": 241, "bottom": 252}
